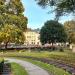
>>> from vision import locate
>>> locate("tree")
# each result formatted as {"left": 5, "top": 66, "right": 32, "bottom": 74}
{"left": 0, "top": 0, "right": 27, "bottom": 49}
{"left": 1, "top": 14, "right": 28, "bottom": 31}
{"left": 35, "top": 0, "right": 75, "bottom": 20}
{"left": 1, "top": 24, "right": 25, "bottom": 49}
{"left": 0, "top": 0, "right": 28, "bottom": 31}
{"left": 0, "top": 32, "right": 4, "bottom": 44}
{"left": 40, "top": 20, "right": 67, "bottom": 45}
{"left": 64, "top": 20, "right": 75, "bottom": 44}
{"left": 5, "top": 0, "right": 24, "bottom": 15}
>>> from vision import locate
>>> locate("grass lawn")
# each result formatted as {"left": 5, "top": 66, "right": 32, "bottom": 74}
{"left": 1, "top": 50, "right": 75, "bottom": 66}
{"left": 0, "top": 50, "right": 73, "bottom": 75}
{"left": 13, "top": 57, "right": 71, "bottom": 75}
{"left": 11, "top": 62, "right": 28, "bottom": 75}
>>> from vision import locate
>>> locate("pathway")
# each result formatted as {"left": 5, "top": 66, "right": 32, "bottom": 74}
{"left": 5, "top": 58, "right": 50, "bottom": 75}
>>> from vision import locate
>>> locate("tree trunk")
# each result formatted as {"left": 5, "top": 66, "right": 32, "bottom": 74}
{"left": 5, "top": 42, "right": 8, "bottom": 49}
{"left": 51, "top": 42, "right": 54, "bottom": 50}
{"left": 0, "top": 44, "right": 1, "bottom": 50}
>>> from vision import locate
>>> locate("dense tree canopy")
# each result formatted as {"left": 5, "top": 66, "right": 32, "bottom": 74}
{"left": 35, "top": 0, "right": 75, "bottom": 20}
{"left": 0, "top": 0, "right": 24, "bottom": 15}
{"left": 40, "top": 20, "right": 67, "bottom": 45}
{"left": 0, "top": 14, "right": 27, "bottom": 31}
{"left": 0, "top": 0, "right": 27, "bottom": 49}
{"left": 64, "top": 20, "right": 75, "bottom": 44}
{"left": 0, "top": 0, "right": 28, "bottom": 31}
{"left": 0, "top": 24, "right": 25, "bottom": 49}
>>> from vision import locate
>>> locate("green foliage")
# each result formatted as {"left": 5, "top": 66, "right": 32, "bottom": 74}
{"left": 0, "top": 58, "right": 4, "bottom": 73}
{"left": 11, "top": 62, "right": 28, "bottom": 75}
{"left": 0, "top": 14, "right": 27, "bottom": 31}
{"left": 0, "top": 24, "right": 25, "bottom": 49}
{"left": 6, "top": 0, "right": 24, "bottom": 15}
{"left": 35, "top": 0, "right": 75, "bottom": 19}
{"left": 64, "top": 20, "right": 75, "bottom": 44}
{"left": 0, "top": 0, "right": 24, "bottom": 15}
{"left": 0, "top": 32, "right": 4, "bottom": 43}
{"left": 0, "top": 0, "right": 27, "bottom": 48}
{"left": 1, "top": 50, "right": 75, "bottom": 66}
{"left": 23, "top": 58, "right": 71, "bottom": 75}
{"left": 0, "top": 0, "right": 27, "bottom": 31}
{"left": 40, "top": 20, "right": 67, "bottom": 44}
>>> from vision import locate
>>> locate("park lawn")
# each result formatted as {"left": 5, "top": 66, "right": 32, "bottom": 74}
{"left": 0, "top": 50, "right": 75, "bottom": 66}
{"left": 0, "top": 50, "right": 74, "bottom": 75}
{"left": 11, "top": 62, "right": 28, "bottom": 75}
{"left": 13, "top": 57, "right": 71, "bottom": 75}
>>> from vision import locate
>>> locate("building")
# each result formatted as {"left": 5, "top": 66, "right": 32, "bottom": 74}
{"left": 23, "top": 29, "right": 41, "bottom": 46}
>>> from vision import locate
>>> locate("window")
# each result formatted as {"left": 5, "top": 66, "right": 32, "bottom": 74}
{"left": 27, "top": 36, "right": 31, "bottom": 38}
{"left": 37, "top": 42, "right": 39, "bottom": 45}
{"left": 31, "top": 42, "right": 35, "bottom": 45}
{"left": 38, "top": 36, "right": 40, "bottom": 40}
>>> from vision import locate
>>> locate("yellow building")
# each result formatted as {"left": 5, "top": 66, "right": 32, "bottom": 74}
{"left": 23, "top": 30, "right": 41, "bottom": 46}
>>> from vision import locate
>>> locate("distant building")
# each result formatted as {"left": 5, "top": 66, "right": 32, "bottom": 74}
{"left": 23, "top": 29, "right": 41, "bottom": 46}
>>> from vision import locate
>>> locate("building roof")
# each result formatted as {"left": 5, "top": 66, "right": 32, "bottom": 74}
{"left": 26, "top": 28, "right": 40, "bottom": 33}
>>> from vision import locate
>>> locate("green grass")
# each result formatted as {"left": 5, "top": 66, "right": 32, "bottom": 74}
{"left": 0, "top": 50, "right": 75, "bottom": 66}
{"left": 0, "top": 50, "right": 72, "bottom": 75}
{"left": 0, "top": 58, "right": 4, "bottom": 62}
{"left": 1, "top": 50, "right": 75, "bottom": 64}
{"left": 11, "top": 62, "right": 28, "bottom": 75}
{"left": 14, "top": 57, "right": 71, "bottom": 75}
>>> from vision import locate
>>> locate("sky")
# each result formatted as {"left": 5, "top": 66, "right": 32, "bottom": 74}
{"left": 22, "top": 0, "right": 73, "bottom": 29}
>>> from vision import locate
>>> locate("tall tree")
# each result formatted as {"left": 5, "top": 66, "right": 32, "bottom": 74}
{"left": 35, "top": 0, "right": 75, "bottom": 20}
{"left": 1, "top": 24, "right": 25, "bottom": 49}
{"left": 5, "top": 0, "right": 24, "bottom": 15}
{"left": 0, "top": 0, "right": 28, "bottom": 31}
{"left": 0, "top": 0, "right": 27, "bottom": 49}
{"left": 40, "top": 20, "right": 67, "bottom": 45}
{"left": 64, "top": 20, "right": 75, "bottom": 44}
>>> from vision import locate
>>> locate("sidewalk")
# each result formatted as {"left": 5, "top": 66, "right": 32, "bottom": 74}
{"left": 5, "top": 58, "right": 50, "bottom": 75}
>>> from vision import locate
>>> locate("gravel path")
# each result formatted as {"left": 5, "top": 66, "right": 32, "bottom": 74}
{"left": 5, "top": 58, "right": 50, "bottom": 75}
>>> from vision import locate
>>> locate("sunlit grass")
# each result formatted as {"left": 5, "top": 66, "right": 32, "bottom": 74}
{"left": 14, "top": 57, "right": 71, "bottom": 75}
{"left": 11, "top": 62, "right": 28, "bottom": 75}
{"left": 0, "top": 50, "right": 75, "bottom": 66}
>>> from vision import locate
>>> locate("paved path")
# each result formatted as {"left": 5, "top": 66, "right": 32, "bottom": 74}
{"left": 5, "top": 58, "right": 50, "bottom": 75}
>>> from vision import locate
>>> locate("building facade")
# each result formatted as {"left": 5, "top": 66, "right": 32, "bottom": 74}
{"left": 23, "top": 30, "right": 41, "bottom": 46}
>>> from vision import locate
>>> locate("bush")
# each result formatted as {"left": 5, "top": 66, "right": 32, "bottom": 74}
{"left": 0, "top": 58, "right": 4, "bottom": 74}
{"left": 59, "top": 47, "right": 64, "bottom": 52}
